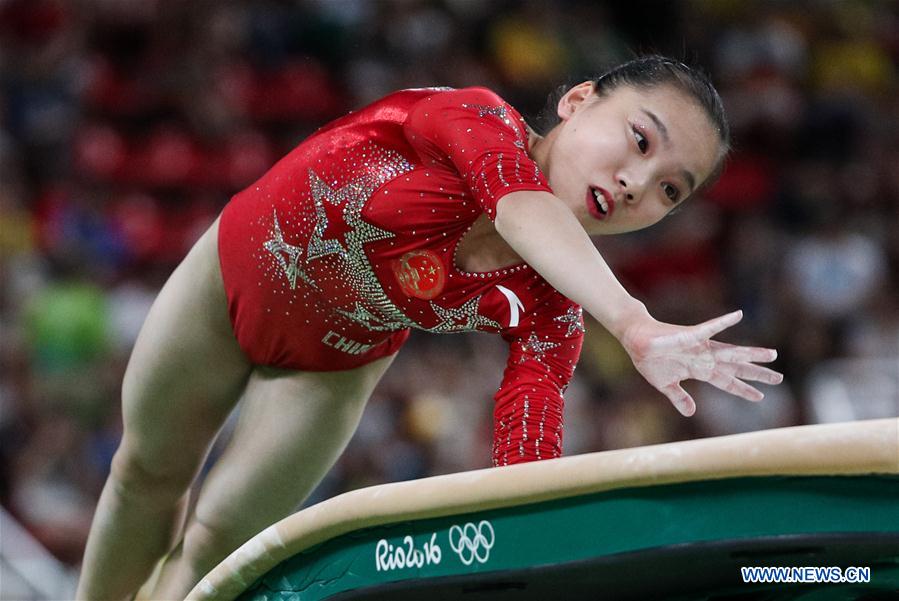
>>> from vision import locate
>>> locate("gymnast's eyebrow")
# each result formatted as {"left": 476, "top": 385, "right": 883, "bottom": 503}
{"left": 641, "top": 107, "right": 695, "bottom": 194}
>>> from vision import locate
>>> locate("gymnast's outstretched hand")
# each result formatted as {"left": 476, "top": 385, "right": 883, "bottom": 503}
{"left": 493, "top": 193, "right": 783, "bottom": 417}
{"left": 617, "top": 310, "right": 783, "bottom": 417}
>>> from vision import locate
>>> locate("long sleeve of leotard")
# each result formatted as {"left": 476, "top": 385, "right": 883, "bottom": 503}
{"left": 493, "top": 287, "right": 584, "bottom": 466}
{"left": 403, "top": 87, "right": 553, "bottom": 218}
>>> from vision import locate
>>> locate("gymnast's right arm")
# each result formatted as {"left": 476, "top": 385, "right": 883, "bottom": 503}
{"left": 494, "top": 191, "right": 648, "bottom": 339}
{"left": 494, "top": 190, "right": 781, "bottom": 416}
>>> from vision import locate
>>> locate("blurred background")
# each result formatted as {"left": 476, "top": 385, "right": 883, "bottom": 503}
{"left": 1, "top": 0, "right": 897, "bottom": 597}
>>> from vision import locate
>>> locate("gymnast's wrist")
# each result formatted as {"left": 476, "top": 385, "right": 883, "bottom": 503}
{"left": 602, "top": 298, "right": 650, "bottom": 341}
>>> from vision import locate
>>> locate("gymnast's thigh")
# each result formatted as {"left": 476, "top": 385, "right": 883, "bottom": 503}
{"left": 117, "top": 217, "right": 253, "bottom": 484}
{"left": 187, "top": 353, "right": 396, "bottom": 547}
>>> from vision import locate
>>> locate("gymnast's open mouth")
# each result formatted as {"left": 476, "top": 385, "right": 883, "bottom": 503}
{"left": 586, "top": 187, "right": 614, "bottom": 220}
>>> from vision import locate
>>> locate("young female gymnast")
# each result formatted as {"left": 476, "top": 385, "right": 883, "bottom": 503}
{"left": 76, "top": 56, "right": 782, "bottom": 600}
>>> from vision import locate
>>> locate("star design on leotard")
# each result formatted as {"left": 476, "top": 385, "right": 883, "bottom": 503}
{"left": 306, "top": 169, "right": 398, "bottom": 303}
{"left": 263, "top": 210, "right": 316, "bottom": 289}
{"left": 462, "top": 103, "right": 526, "bottom": 149}
{"left": 519, "top": 333, "right": 560, "bottom": 365}
{"left": 553, "top": 306, "right": 585, "bottom": 337}
{"left": 306, "top": 170, "right": 350, "bottom": 262}
{"left": 429, "top": 296, "right": 501, "bottom": 333}
{"left": 304, "top": 148, "right": 415, "bottom": 332}
{"left": 336, "top": 302, "right": 392, "bottom": 331}
{"left": 463, "top": 103, "right": 512, "bottom": 125}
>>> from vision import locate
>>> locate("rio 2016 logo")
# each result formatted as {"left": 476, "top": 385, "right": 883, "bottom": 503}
{"left": 375, "top": 533, "right": 441, "bottom": 572}
{"left": 374, "top": 520, "right": 496, "bottom": 572}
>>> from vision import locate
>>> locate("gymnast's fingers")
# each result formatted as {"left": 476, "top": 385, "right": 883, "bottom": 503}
{"left": 708, "top": 372, "right": 765, "bottom": 402}
{"left": 662, "top": 382, "right": 696, "bottom": 416}
{"left": 718, "top": 362, "right": 784, "bottom": 385}
{"left": 710, "top": 341, "right": 778, "bottom": 364}
{"left": 649, "top": 310, "right": 743, "bottom": 352}
{"left": 689, "top": 310, "right": 743, "bottom": 342}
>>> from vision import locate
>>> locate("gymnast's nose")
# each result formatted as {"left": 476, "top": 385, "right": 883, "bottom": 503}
{"left": 617, "top": 174, "right": 643, "bottom": 205}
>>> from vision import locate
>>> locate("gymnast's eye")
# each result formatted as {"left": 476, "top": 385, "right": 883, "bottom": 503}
{"left": 663, "top": 183, "right": 680, "bottom": 203}
{"left": 632, "top": 126, "right": 648, "bottom": 154}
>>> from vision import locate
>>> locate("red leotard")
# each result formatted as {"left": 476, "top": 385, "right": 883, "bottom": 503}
{"left": 218, "top": 87, "right": 584, "bottom": 465}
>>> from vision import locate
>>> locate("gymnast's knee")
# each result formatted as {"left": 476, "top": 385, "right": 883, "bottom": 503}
{"left": 181, "top": 514, "right": 249, "bottom": 574}
{"left": 108, "top": 443, "right": 196, "bottom": 507}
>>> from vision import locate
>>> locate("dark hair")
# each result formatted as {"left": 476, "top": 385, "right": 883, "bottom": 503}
{"left": 536, "top": 55, "right": 730, "bottom": 197}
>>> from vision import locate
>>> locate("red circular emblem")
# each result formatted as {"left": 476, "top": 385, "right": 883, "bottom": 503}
{"left": 392, "top": 250, "right": 446, "bottom": 300}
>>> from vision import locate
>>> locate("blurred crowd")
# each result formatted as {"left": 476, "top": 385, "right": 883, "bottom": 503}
{"left": 1, "top": 0, "right": 897, "bottom": 567}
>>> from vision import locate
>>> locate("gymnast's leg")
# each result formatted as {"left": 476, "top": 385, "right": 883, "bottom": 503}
{"left": 139, "top": 355, "right": 395, "bottom": 601}
{"left": 75, "top": 219, "right": 253, "bottom": 601}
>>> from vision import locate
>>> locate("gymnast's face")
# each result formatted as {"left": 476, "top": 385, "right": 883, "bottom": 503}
{"left": 532, "top": 82, "right": 721, "bottom": 235}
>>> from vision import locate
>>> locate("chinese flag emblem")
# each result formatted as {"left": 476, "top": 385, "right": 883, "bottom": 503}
{"left": 392, "top": 250, "right": 446, "bottom": 300}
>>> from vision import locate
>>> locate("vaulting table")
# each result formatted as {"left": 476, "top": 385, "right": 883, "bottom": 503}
{"left": 186, "top": 419, "right": 899, "bottom": 601}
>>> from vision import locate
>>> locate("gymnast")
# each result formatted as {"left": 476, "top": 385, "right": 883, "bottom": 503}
{"left": 76, "top": 56, "right": 783, "bottom": 600}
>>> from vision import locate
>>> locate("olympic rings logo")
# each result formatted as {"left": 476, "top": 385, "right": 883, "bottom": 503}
{"left": 448, "top": 520, "right": 495, "bottom": 565}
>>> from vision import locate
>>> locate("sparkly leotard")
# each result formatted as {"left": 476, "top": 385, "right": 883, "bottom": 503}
{"left": 218, "top": 87, "right": 584, "bottom": 464}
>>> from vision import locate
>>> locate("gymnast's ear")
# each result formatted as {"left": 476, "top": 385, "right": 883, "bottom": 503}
{"left": 557, "top": 81, "right": 595, "bottom": 121}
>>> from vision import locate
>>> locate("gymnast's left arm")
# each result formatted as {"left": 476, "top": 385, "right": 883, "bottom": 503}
{"left": 494, "top": 190, "right": 784, "bottom": 417}
{"left": 493, "top": 295, "right": 584, "bottom": 466}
